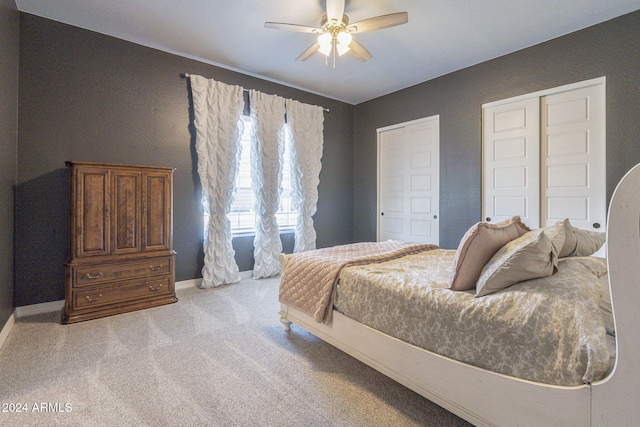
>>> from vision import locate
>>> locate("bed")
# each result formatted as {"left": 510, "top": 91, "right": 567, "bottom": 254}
{"left": 277, "top": 163, "right": 640, "bottom": 426}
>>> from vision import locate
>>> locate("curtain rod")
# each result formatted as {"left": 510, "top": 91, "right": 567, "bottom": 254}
{"left": 181, "top": 73, "right": 329, "bottom": 113}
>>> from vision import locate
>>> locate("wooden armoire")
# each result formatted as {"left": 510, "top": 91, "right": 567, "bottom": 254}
{"left": 63, "top": 161, "right": 177, "bottom": 324}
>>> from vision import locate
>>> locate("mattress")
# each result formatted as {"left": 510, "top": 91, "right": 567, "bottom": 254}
{"left": 334, "top": 249, "right": 611, "bottom": 386}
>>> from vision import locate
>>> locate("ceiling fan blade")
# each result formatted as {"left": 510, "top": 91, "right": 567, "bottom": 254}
{"left": 326, "top": 0, "right": 345, "bottom": 23}
{"left": 348, "top": 39, "right": 372, "bottom": 62}
{"left": 264, "top": 22, "right": 321, "bottom": 33}
{"left": 347, "top": 12, "right": 408, "bottom": 33}
{"left": 296, "top": 43, "right": 320, "bottom": 62}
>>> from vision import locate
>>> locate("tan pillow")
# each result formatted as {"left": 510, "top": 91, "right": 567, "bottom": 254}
{"left": 574, "top": 229, "right": 606, "bottom": 256}
{"left": 449, "top": 216, "right": 530, "bottom": 291}
{"left": 475, "top": 228, "right": 558, "bottom": 297}
{"left": 543, "top": 220, "right": 567, "bottom": 255}
{"left": 559, "top": 219, "right": 577, "bottom": 257}
{"left": 559, "top": 219, "right": 606, "bottom": 257}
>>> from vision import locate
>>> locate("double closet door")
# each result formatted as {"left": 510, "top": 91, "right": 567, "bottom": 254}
{"left": 482, "top": 78, "right": 606, "bottom": 233}
{"left": 377, "top": 116, "right": 440, "bottom": 245}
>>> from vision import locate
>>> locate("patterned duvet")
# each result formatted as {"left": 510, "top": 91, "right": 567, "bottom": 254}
{"left": 334, "top": 249, "right": 610, "bottom": 386}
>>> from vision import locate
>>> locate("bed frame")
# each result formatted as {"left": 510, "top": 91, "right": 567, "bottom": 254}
{"left": 279, "top": 163, "right": 640, "bottom": 426}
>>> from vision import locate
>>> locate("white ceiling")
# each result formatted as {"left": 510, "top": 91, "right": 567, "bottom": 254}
{"left": 15, "top": 0, "right": 640, "bottom": 104}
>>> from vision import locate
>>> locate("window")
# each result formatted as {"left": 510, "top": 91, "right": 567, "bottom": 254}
{"left": 204, "top": 116, "right": 298, "bottom": 236}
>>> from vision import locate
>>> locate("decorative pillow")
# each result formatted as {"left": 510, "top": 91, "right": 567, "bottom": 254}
{"left": 559, "top": 219, "right": 606, "bottom": 257}
{"left": 449, "top": 216, "right": 530, "bottom": 291}
{"left": 475, "top": 228, "right": 558, "bottom": 297}
{"left": 543, "top": 220, "right": 566, "bottom": 255}
{"left": 573, "top": 228, "right": 606, "bottom": 256}
{"left": 559, "top": 219, "right": 577, "bottom": 257}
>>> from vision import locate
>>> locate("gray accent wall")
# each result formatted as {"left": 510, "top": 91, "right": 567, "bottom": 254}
{"left": 0, "top": 0, "right": 19, "bottom": 327}
{"left": 8, "top": 9, "right": 640, "bottom": 310}
{"left": 16, "top": 14, "right": 354, "bottom": 306}
{"left": 354, "top": 10, "right": 640, "bottom": 249}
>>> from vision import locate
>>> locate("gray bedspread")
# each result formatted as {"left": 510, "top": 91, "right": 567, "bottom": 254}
{"left": 334, "top": 249, "right": 610, "bottom": 386}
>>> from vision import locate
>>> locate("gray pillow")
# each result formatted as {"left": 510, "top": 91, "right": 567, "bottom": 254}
{"left": 475, "top": 228, "right": 558, "bottom": 297}
{"left": 559, "top": 219, "right": 606, "bottom": 257}
{"left": 449, "top": 216, "right": 530, "bottom": 291}
{"left": 573, "top": 228, "right": 606, "bottom": 256}
{"left": 543, "top": 220, "right": 567, "bottom": 255}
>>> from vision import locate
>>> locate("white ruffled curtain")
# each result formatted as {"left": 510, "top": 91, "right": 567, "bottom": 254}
{"left": 190, "top": 75, "right": 244, "bottom": 288}
{"left": 250, "top": 90, "right": 286, "bottom": 279}
{"left": 286, "top": 99, "right": 325, "bottom": 253}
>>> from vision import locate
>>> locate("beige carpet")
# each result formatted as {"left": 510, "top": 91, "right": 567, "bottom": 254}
{"left": 0, "top": 275, "right": 471, "bottom": 426}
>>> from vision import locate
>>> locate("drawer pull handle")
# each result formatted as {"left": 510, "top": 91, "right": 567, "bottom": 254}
{"left": 149, "top": 284, "right": 163, "bottom": 292}
{"left": 84, "top": 272, "right": 103, "bottom": 280}
{"left": 85, "top": 293, "right": 103, "bottom": 302}
{"left": 149, "top": 265, "right": 163, "bottom": 272}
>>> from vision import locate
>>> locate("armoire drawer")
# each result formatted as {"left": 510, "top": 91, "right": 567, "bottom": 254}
{"left": 73, "top": 276, "right": 172, "bottom": 310}
{"left": 74, "top": 257, "right": 172, "bottom": 286}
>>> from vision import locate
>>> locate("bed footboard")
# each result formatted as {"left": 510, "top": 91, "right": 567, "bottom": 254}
{"left": 591, "top": 163, "right": 640, "bottom": 425}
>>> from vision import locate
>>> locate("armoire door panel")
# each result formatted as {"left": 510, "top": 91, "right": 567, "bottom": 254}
{"left": 111, "top": 171, "right": 142, "bottom": 255}
{"left": 76, "top": 168, "right": 110, "bottom": 257}
{"left": 142, "top": 172, "right": 172, "bottom": 251}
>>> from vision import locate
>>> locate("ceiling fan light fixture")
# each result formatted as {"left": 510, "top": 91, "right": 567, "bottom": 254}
{"left": 318, "top": 32, "right": 332, "bottom": 56}
{"left": 337, "top": 31, "right": 352, "bottom": 46}
{"left": 266, "top": 0, "right": 408, "bottom": 65}
{"left": 337, "top": 31, "right": 352, "bottom": 55}
{"left": 318, "top": 43, "right": 332, "bottom": 56}
{"left": 337, "top": 42, "right": 350, "bottom": 56}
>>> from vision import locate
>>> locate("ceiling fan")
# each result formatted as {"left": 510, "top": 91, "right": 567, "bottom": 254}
{"left": 265, "top": 0, "right": 408, "bottom": 67}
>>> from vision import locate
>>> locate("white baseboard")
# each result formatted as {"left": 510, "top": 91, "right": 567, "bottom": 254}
{"left": 177, "top": 271, "right": 253, "bottom": 289}
{"left": 0, "top": 311, "right": 17, "bottom": 351}
{"left": 175, "top": 278, "right": 202, "bottom": 289}
{"left": 16, "top": 300, "right": 65, "bottom": 318}
{"left": 9, "top": 273, "right": 256, "bottom": 320}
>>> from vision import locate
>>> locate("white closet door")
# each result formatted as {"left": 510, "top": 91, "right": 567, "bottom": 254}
{"left": 378, "top": 127, "right": 406, "bottom": 241}
{"left": 483, "top": 78, "right": 606, "bottom": 237}
{"left": 542, "top": 84, "right": 606, "bottom": 232}
{"left": 482, "top": 98, "right": 540, "bottom": 226}
{"left": 378, "top": 116, "right": 440, "bottom": 245}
